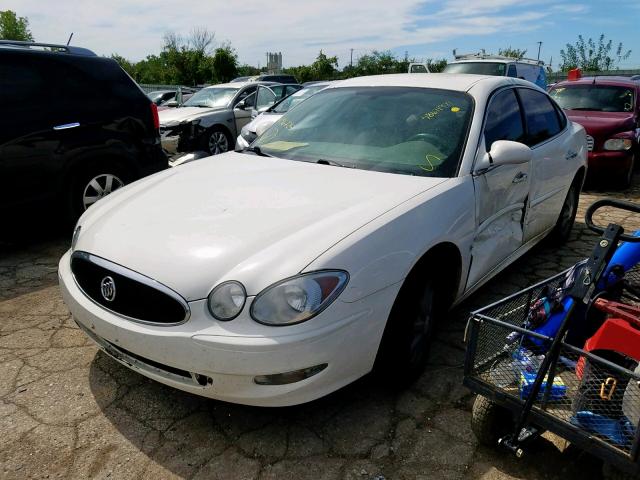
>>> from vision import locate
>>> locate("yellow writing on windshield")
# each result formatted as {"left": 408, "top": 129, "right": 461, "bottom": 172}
{"left": 418, "top": 154, "right": 443, "bottom": 172}
{"left": 422, "top": 101, "right": 453, "bottom": 120}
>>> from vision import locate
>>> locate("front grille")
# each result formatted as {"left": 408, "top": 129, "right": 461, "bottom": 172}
{"left": 71, "top": 251, "right": 189, "bottom": 325}
{"left": 586, "top": 135, "right": 594, "bottom": 151}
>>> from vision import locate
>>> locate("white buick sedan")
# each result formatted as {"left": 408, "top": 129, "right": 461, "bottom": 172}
{"left": 59, "top": 74, "right": 587, "bottom": 406}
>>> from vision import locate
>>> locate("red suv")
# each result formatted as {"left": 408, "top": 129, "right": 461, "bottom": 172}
{"left": 549, "top": 75, "right": 639, "bottom": 187}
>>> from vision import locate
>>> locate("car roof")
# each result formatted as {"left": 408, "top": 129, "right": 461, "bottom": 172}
{"left": 554, "top": 76, "right": 639, "bottom": 88}
{"left": 204, "top": 81, "right": 282, "bottom": 89}
{"left": 327, "top": 73, "right": 532, "bottom": 93}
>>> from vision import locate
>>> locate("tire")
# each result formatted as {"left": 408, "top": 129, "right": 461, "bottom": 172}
{"left": 471, "top": 395, "right": 514, "bottom": 447}
{"left": 548, "top": 178, "right": 580, "bottom": 245}
{"left": 66, "top": 164, "right": 129, "bottom": 223}
{"left": 374, "top": 276, "right": 439, "bottom": 387}
{"left": 203, "top": 127, "right": 232, "bottom": 155}
{"left": 617, "top": 154, "right": 635, "bottom": 189}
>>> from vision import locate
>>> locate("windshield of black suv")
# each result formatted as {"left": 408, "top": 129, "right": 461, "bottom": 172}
{"left": 252, "top": 87, "right": 473, "bottom": 178}
{"left": 443, "top": 62, "right": 507, "bottom": 76}
{"left": 183, "top": 87, "right": 238, "bottom": 108}
{"left": 272, "top": 85, "right": 327, "bottom": 113}
{"left": 550, "top": 85, "right": 635, "bottom": 112}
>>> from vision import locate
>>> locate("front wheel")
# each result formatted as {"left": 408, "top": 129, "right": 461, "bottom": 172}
{"left": 204, "top": 127, "right": 232, "bottom": 155}
{"left": 374, "top": 276, "right": 438, "bottom": 387}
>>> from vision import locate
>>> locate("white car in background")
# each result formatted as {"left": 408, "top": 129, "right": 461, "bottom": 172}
{"left": 236, "top": 81, "right": 332, "bottom": 150}
{"left": 59, "top": 74, "right": 586, "bottom": 406}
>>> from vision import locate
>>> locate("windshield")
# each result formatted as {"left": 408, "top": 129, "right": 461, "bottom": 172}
{"left": 549, "top": 85, "right": 635, "bottom": 112}
{"left": 183, "top": 87, "right": 238, "bottom": 108}
{"left": 272, "top": 85, "right": 326, "bottom": 113}
{"left": 253, "top": 87, "right": 473, "bottom": 178}
{"left": 443, "top": 62, "right": 506, "bottom": 76}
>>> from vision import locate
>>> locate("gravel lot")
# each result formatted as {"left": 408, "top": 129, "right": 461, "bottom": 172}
{"left": 2, "top": 179, "right": 640, "bottom": 480}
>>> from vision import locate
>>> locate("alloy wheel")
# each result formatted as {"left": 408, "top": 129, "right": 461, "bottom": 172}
{"left": 82, "top": 173, "right": 124, "bottom": 210}
{"left": 208, "top": 131, "right": 229, "bottom": 155}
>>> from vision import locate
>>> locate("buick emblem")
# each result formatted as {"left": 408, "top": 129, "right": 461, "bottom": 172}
{"left": 100, "top": 276, "right": 116, "bottom": 302}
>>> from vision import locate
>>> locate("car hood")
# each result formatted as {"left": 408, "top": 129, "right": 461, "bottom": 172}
{"left": 159, "top": 106, "right": 226, "bottom": 125}
{"left": 75, "top": 153, "right": 448, "bottom": 301}
{"left": 565, "top": 111, "right": 636, "bottom": 139}
{"left": 245, "top": 113, "right": 282, "bottom": 135}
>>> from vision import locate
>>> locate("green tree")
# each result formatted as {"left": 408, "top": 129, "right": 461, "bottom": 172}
{"left": 212, "top": 44, "right": 239, "bottom": 83}
{"left": 426, "top": 58, "right": 448, "bottom": 72}
{"left": 498, "top": 47, "right": 527, "bottom": 59}
{"left": 110, "top": 54, "right": 137, "bottom": 79}
{"left": 0, "top": 10, "right": 34, "bottom": 41}
{"left": 560, "top": 34, "right": 631, "bottom": 71}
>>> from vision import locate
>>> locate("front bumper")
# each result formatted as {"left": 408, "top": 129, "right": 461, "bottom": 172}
{"left": 58, "top": 250, "right": 396, "bottom": 406}
{"left": 587, "top": 150, "right": 634, "bottom": 176}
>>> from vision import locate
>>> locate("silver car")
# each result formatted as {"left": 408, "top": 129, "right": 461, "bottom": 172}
{"left": 159, "top": 82, "right": 300, "bottom": 160}
{"left": 236, "top": 81, "right": 332, "bottom": 150}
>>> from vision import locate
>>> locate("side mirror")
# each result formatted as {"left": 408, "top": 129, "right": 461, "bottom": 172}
{"left": 475, "top": 140, "right": 532, "bottom": 172}
{"left": 164, "top": 100, "right": 179, "bottom": 108}
{"left": 235, "top": 100, "right": 247, "bottom": 110}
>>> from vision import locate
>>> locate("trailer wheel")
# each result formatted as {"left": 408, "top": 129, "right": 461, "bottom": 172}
{"left": 471, "top": 395, "right": 514, "bottom": 447}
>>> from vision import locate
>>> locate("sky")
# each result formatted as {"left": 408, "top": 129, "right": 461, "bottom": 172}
{"left": 3, "top": 0, "right": 640, "bottom": 71}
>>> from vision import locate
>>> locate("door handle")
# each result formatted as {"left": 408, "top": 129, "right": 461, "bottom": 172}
{"left": 53, "top": 122, "right": 80, "bottom": 130}
{"left": 565, "top": 150, "right": 578, "bottom": 160}
{"left": 512, "top": 172, "right": 528, "bottom": 184}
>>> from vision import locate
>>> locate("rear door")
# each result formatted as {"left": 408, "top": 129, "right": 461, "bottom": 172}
{"left": 468, "top": 88, "right": 531, "bottom": 287}
{"left": 0, "top": 52, "right": 65, "bottom": 210}
{"left": 516, "top": 87, "right": 571, "bottom": 241}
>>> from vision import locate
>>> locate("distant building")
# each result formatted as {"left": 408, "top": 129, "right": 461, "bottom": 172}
{"left": 266, "top": 52, "right": 282, "bottom": 74}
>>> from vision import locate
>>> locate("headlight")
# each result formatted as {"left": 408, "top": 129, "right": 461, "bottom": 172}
{"left": 604, "top": 138, "right": 633, "bottom": 151}
{"left": 207, "top": 281, "right": 247, "bottom": 321}
{"left": 241, "top": 130, "right": 257, "bottom": 144}
{"left": 250, "top": 271, "right": 349, "bottom": 326}
{"left": 71, "top": 225, "right": 81, "bottom": 251}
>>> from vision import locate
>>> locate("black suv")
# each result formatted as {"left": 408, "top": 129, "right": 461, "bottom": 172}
{"left": 0, "top": 41, "right": 167, "bottom": 225}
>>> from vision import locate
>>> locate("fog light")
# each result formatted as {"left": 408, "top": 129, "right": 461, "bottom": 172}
{"left": 254, "top": 364, "right": 327, "bottom": 385}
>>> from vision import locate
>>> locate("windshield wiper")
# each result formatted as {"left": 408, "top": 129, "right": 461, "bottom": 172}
{"left": 316, "top": 159, "right": 351, "bottom": 168}
{"left": 570, "top": 107, "right": 603, "bottom": 111}
{"left": 243, "top": 146, "right": 272, "bottom": 157}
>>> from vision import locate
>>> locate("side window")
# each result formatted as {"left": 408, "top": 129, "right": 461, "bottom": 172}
{"left": 236, "top": 86, "right": 257, "bottom": 107}
{"left": 484, "top": 88, "right": 525, "bottom": 150}
{"left": 256, "top": 86, "right": 281, "bottom": 110}
{"left": 517, "top": 88, "right": 561, "bottom": 146}
{"left": 506, "top": 64, "right": 517, "bottom": 77}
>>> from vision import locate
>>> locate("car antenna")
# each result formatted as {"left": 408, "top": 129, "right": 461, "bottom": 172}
{"left": 66, "top": 33, "right": 74, "bottom": 46}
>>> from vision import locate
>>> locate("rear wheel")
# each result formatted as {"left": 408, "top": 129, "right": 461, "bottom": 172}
{"left": 548, "top": 178, "right": 580, "bottom": 245}
{"left": 66, "top": 164, "right": 129, "bottom": 223}
{"left": 471, "top": 395, "right": 515, "bottom": 446}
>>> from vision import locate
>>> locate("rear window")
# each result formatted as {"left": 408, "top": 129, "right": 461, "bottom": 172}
{"left": 443, "top": 62, "right": 507, "bottom": 76}
{"left": 550, "top": 84, "right": 635, "bottom": 112}
{"left": 518, "top": 88, "right": 562, "bottom": 146}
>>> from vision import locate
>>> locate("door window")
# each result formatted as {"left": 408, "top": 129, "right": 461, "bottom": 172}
{"left": 506, "top": 64, "right": 517, "bottom": 77}
{"left": 518, "top": 88, "right": 561, "bottom": 146}
{"left": 256, "top": 86, "right": 287, "bottom": 110}
{"left": 484, "top": 88, "right": 525, "bottom": 150}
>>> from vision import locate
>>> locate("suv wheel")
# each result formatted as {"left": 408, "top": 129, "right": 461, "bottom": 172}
{"left": 82, "top": 173, "right": 125, "bottom": 210}
{"left": 67, "top": 165, "right": 129, "bottom": 222}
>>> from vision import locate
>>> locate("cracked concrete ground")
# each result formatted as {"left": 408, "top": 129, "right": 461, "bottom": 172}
{"left": 2, "top": 180, "right": 640, "bottom": 479}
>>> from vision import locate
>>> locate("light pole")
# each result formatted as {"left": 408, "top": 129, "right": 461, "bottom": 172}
{"left": 537, "top": 41, "right": 542, "bottom": 61}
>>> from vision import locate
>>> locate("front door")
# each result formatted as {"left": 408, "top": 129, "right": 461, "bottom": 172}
{"left": 468, "top": 88, "right": 532, "bottom": 287}
{"left": 233, "top": 86, "right": 257, "bottom": 133}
